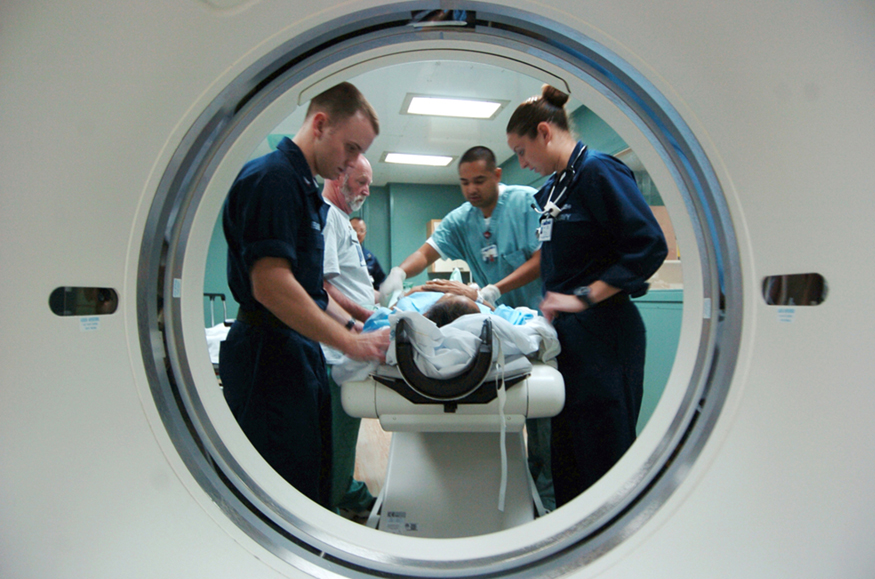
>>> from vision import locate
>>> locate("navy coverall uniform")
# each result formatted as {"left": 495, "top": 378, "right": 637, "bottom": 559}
{"left": 219, "top": 137, "right": 333, "bottom": 507}
{"left": 362, "top": 246, "right": 386, "bottom": 289}
{"left": 537, "top": 142, "right": 668, "bottom": 507}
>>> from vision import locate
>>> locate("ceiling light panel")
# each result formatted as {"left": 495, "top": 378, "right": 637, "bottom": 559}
{"left": 402, "top": 94, "right": 508, "bottom": 119}
{"left": 383, "top": 152, "right": 454, "bottom": 166}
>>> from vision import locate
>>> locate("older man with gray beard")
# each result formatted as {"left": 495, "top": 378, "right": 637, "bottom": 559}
{"left": 320, "top": 155, "right": 379, "bottom": 520}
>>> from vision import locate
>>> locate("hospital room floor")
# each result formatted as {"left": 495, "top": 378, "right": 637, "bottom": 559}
{"left": 353, "top": 419, "right": 392, "bottom": 499}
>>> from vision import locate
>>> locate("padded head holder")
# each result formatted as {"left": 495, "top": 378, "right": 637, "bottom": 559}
{"left": 394, "top": 317, "right": 493, "bottom": 401}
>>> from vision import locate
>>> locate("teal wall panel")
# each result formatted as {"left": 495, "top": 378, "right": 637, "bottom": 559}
{"left": 203, "top": 214, "right": 237, "bottom": 326}
{"left": 351, "top": 185, "right": 390, "bottom": 271}
{"left": 570, "top": 106, "right": 627, "bottom": 154}
{"left": 633, "top": 289, "right": 683, "bottom": 434}
{"left": 388, "top": 182, "right": 466, "bottom": 286}
{"left": 498, "top": 156, "right": 548, "bottom": 190}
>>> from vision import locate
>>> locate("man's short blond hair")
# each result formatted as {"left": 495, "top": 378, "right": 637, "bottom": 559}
{"left": 306, "top": 82, "right": 379, "bottom": 135}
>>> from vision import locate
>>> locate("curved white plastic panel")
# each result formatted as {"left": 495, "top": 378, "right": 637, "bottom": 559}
{"left": 2, "top": 1, "right": 874, "bottom": 578}
{"left": 342, "top": 363, "right": 563, "bottom": 432}
{"left": 342, "top": 379, "right": 380, "bottom": 419}
{"left": 526, "top": 363, "right": 565, "bottom": 418}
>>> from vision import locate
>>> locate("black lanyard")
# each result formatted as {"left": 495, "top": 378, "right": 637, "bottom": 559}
{"left": 539, "top": 145, "right": 585, "bottom": 221}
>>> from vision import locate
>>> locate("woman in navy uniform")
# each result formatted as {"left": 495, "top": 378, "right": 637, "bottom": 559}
{"left": 506, "top": 85, "right": 668, "bottom": 507}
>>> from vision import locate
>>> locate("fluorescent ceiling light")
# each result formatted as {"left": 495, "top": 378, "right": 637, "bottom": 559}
{"left": 383, "top": 153, "right": 454, "bottom": 167}
{"left": 404, "top": 95, "right": 506, "bottom": 119}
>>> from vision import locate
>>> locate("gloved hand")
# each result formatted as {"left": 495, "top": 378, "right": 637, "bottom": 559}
{"left": 379, "top": 267, "right": 407, "bottom": 306}
{"left": 477, "top": 284, "right": 500, "bottom": 306}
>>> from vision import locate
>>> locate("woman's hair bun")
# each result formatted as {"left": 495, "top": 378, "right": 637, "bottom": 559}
{"left": 541, "top": 85, "right": 569, "bottom": 107}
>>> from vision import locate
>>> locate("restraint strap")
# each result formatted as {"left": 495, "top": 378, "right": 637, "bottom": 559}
{"left": 496, "top": 340, "right": 508, "bottom": 513}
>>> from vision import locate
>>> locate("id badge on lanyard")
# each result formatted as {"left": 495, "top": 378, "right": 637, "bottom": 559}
{"left": 536, "top": 145, "right": 583, "bottom": 244}
{"left": 481, "top": 244, "right": 498, "bottom": 263}
{"left": 538, "top": 218, "right": 553, "bottom": 242}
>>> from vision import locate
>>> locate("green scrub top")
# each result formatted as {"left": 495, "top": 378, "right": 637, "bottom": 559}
{"left": 430, "top": 184, "right": 542, "bottom": 310}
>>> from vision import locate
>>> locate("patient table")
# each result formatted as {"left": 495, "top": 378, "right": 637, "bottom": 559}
{"left": 342, "top": 317, "right": 564, "bottom": 538}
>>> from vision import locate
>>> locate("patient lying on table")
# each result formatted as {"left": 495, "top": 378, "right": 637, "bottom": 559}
{"left": 423, "top": 294, "right": 482, "bottom": 327}
{"left": 331, "top": 290, "right": 560, "bottom": 386}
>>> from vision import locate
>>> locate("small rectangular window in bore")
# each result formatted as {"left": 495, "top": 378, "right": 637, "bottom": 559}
{"left": 762, "top": 273, "right": 826, "bottom": 306}
{"left": 49, "top": 287, "right": 118, "bottom": 316}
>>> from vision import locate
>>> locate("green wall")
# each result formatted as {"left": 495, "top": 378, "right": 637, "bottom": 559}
{"left": 633, "top": 289, "right": 683, "bottom": 434}
{"left": 204, "top": 215, "right": 236, "bottom": 326}
{"left": 351, "top": 184, "right": 390, "bottom": 275}
{"left": 386, "top": 182, "right": 468, "bottom": 286}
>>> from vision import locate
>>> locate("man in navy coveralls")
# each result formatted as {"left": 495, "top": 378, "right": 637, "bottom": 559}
{"left": 220, "top": 82, "right": 389, "bottom": 507}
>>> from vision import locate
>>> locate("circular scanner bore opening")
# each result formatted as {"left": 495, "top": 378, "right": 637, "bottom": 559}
{"left": 139, "top": 6, "right": 741, "bottom": 578}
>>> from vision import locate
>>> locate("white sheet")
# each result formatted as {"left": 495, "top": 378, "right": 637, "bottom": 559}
{"left": 205, "top": 323, "right": 231, "bottom": 365}
{"left": 331, "top": 309, "right": 560, "bottom": 386}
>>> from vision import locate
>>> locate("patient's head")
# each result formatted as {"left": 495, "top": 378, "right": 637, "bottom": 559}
{"left": 424, "top": 294, "right": 481, "bottom": 327}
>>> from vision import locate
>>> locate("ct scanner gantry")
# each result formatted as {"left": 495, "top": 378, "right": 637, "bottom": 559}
{"left": 2, "top": 1, "right": 874, "bottom": 578}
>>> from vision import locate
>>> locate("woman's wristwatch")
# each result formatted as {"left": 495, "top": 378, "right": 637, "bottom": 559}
{"left": 573, "top": 286, "right": 595, "bottom": 308}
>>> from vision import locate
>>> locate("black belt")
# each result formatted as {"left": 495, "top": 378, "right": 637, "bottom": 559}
{"left": 236, "top": 307, "right": 288, "bottom": 330}
{"left": 593, "top": 292, "right": 630, "bottom": 308}
{"left": 556, "top": 292, "right": 629, "bottom": 320}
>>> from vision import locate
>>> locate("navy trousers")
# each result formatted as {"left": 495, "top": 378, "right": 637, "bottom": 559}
{"left": 220, "top": 321, "right": 332, "bottom": 508}
{"left": 550, "top": 298, "right": 645, "bottom": 507}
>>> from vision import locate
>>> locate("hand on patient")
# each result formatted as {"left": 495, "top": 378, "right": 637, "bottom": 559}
{"left": 344, "top": 327, "right": 391, "bottom": 363}
{"left": 420, "top": 278, "right": 478, "bottom": 301}
{"left": 378, "top": 267, "right": 406, "bottom": 306}
{"left": 477, "top": 284, "right": 500, "bottom": 307}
